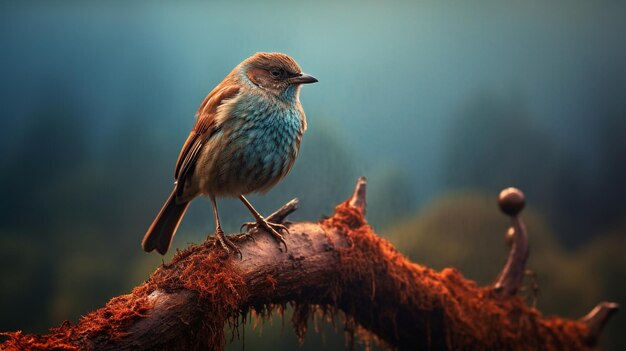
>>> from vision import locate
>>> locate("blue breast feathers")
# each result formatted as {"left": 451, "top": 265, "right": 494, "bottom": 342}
{"left": 221, "top": 95, "right": 303, "bottom": 193}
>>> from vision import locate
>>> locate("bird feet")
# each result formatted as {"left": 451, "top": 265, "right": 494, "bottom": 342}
{"left": 212, "top": 228, "right": 242, "bottom": 259}
{"left": 241, "top": 218, "right": 289, "bottom": 251}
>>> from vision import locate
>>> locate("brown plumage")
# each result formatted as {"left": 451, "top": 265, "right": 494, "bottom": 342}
{"left": 142, "top": 52, "right": 317, "bottom": 255}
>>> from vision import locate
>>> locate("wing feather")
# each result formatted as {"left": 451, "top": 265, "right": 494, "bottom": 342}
{"left": 173, "top": 82, "right": 240, "bottom": 190}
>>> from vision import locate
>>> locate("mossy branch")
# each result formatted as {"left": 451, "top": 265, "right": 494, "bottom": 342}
{"left": 0, "top": 179, "right": 617, "bottom": 350}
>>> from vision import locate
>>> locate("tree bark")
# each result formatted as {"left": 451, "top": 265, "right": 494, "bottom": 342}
{"left": 0, "top": 178, "right": 617, "bottom": 350}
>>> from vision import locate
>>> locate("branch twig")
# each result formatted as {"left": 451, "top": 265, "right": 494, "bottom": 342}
{"left": 581, "top": 301, "right": 619, "bottom": 346}
{"left": 348, "top": 176, "right": 367, "bottom": 213}
{"left": 493, "top": 187, "right": 529, "bottom": 296}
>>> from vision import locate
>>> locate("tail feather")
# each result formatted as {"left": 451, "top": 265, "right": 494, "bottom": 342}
{"left": 142, "top": 189, "right": 190, "bottom": 255}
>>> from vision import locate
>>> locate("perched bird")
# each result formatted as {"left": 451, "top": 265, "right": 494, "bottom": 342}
{"left": 142, "top": 52, "right": 317, "bottom": 255}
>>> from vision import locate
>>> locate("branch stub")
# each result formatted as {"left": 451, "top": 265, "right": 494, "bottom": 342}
{"left": 498, "top": 187, "right": 525, "bottom": 216}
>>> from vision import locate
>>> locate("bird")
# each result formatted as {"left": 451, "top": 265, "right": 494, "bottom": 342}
{"left": 141, "top": 52, "right": 317, "bottom": 256}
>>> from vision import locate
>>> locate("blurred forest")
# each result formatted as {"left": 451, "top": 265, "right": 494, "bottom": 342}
{"left": 0, "top": 1, "right": 624, "bottom": 350}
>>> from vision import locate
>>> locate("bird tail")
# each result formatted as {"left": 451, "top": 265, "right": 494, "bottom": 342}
{"left": 142, "top": 189, "right": 190, "bottom": 255}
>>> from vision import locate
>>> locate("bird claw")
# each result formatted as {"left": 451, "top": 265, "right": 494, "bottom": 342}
{"left": 240, "top": 221, "right": 255, "bottom": 233}
{"left": 241, "top": 219, "right": 289, "bottom": 251}
{"left": 242, "top": 231, "right": 257, "bottom": 242}
{"left": 213, "top": 229, "right": 242, "bottom": 259}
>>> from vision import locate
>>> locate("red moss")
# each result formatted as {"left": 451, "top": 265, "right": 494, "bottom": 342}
{"left": 146, "top": 243, "right": 247, "bottom": 350}
{"left": 0, "top": 242, "right": 247, "bottom": 351}
{"left": 265, "top": 274, "right": 277, "bottom": 290}
{"left": 0, "top": 199, "right": 598, "bottom": 351}
{"left": 1, "top": 323, "right": 77, "bottom": 351}
{"left": 0, "top": 285, "right": 154, "bottom": 351}
{"left": 319, "top": 201, "right": 593, "bottom": 350}
{"left": 78, "top": 286, "right": 152, "bottom": 341}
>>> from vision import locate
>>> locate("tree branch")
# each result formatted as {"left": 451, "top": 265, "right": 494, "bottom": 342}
{"left": 0, "top": 179, "right": 617, "bottom": 350}
{"left": 581, "top": 302, "right": 619, "bottom": 347}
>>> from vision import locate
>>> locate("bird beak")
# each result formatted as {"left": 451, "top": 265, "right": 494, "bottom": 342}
{"left": 290, "top": 73, "right": 318, "bottom": 85}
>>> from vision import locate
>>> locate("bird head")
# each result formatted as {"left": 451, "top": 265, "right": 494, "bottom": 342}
{"left": 240, "top": 52, "right": 318, "bottom": 101}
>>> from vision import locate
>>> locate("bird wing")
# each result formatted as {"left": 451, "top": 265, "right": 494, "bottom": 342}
{"left": 174, "top": 83, "right": 240, "bottom": 192}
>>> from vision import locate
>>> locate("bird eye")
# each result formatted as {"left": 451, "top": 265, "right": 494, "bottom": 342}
{"left": 270, "top": 68, "right": 283, "bottom": 77}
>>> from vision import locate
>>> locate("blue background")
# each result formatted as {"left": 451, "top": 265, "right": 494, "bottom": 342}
{"left": 1, "top": 1, "right": 624, "bottom": 349}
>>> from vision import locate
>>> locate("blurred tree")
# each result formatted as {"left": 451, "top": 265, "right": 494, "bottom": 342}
{"left": 584, "top": 73, "right": 626, "bottom": 237}
{"left": 367, "top": 167, "right": 417, "bottom": 231}
{"left": 0, "top": 83, "right": 93, "bottom": 332}
{"left": 0, "top": 82, "right": 90, "bottom": 231}
{"left": 99, "top": 103, "right": 178, "bottom": 250}
{"left": 442, "top": 93, "right": 589, "bottom": 247}
{"left": 0, "top": 234, "right": 52, "bottom": 332}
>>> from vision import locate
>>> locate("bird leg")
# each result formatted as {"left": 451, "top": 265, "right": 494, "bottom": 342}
{"left": 210, "top": 195, "right": 241, "bottom": 258}
{"left": 239, "top": 195, "right": 289, "bottom": 251}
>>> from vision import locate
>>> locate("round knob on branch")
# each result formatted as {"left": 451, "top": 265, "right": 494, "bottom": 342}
{"left": 498, "top": 188, "right": 525, "bottom": 216}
